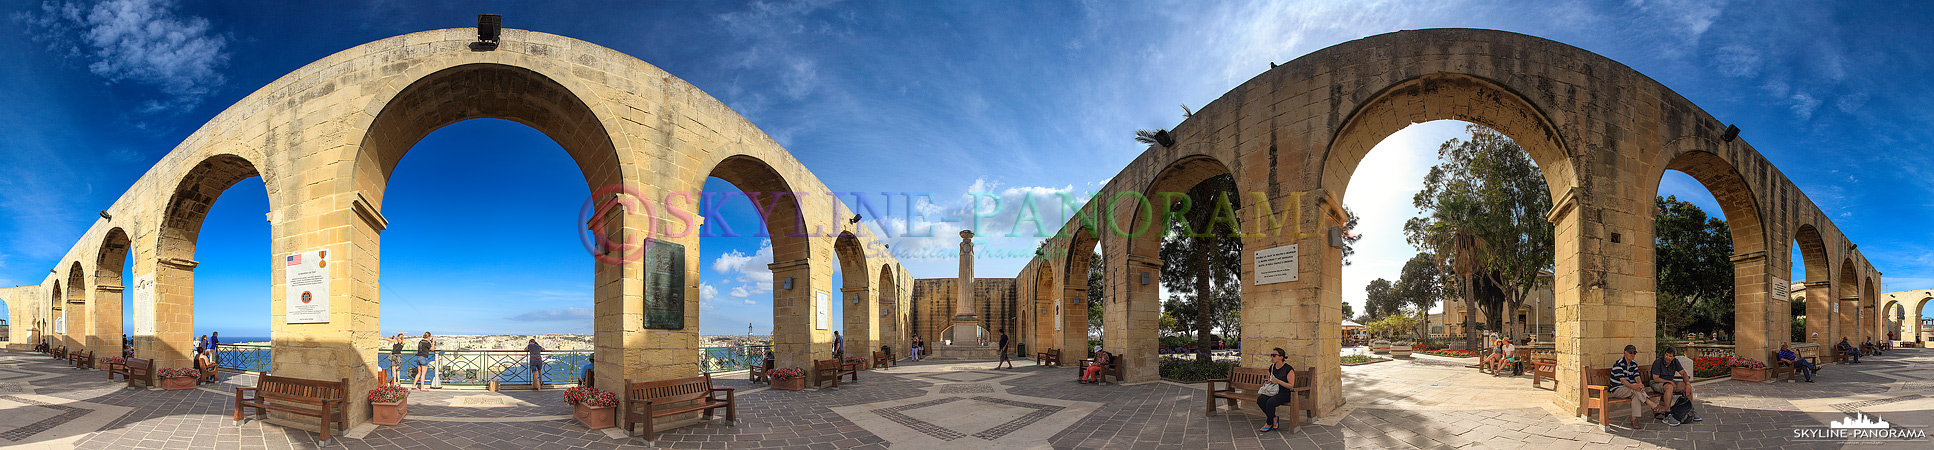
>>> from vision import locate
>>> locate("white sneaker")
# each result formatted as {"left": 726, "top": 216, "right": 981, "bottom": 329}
{"left": 1663, "top": 416, "right": 1682, "bottom": 427}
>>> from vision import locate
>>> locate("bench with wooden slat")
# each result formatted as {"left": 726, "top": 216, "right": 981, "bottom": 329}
{"left": 1035, "top": 348, "right": 1061, "bottom": 366}
{"left": 232, "top": 375, "right": 349, "bottom": 445}
{"left": 1077, "top": 353, "right": 1123, "bottom": 384}
{"left": 622, "top": 373, "right": 735, "bottom": 443}
{"left": 123, "top": 358, "right": 156, "bottom": 389}
{"left": 1581, "top": 366, "right": 1661, "bottom": 431}
{"left": 1205, "top": 366, "right": 1270, "bottom": 415}
{"left": 872, "top": 351, "right": 894, "bottom": 369}
{"left": 1772, "top": 350, "right": 1817, "bottom": 381}
{"left": 813, "top": 358, "right": 857, "bottom": 388}
{"left": 1527, "top": 349, "right": 1557, "bottom": 389}
{"left": 1832, "top": 345, "right": 1855, "bottom": 364}
{"left": 52, "top": 346, "right": 67, "bottom": 360}
{"left": 748, "top": 358, "right": 773, "bottom": 384}
{"left": 69, "top": 350, "right": 93, "bottom": 370}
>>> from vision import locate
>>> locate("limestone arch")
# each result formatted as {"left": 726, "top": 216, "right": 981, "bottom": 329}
{"left": 1062, "top": 223, "right": 1100, "bottom": 356}
{"left": 1646, "top": 148, "right": 1771, "bottom": 353}
{"left": 64, "top": 263, "right": 85, "bottom": 350}
{"left": 48, "top": 281, "right": 61, "bottom": 348}
{"left": 1837, "top": 258, "right": 1859, "bottom": 343}
{"left": 833, "top": 231, "right": 873, "bottom": 356}
{"left": 1913, "top": 296, "right": 1933, "bottom": 343}
{"left": 877, "top": 263, "right": 900, "bottom": 357}
{"left": 1031, "top": 259, "right": 1058, "bottom": 364}
{"left": 92, "top": 228, "right": 131, "bottom": 360}
{"left": 1101, "top": 154, "right": 1237, "bottom": 380}
{"left": 1794, "top": 224, "right": 1831, "bottom": 345}
{"left": 153, "top": 153, "right": 267, "bottom": 369}
{"left": 1864, "top": 277, "right": 1878, "bottom": 341}
{"left": 1321, "top": 73, "right": 1578, "bottom": 201}
{"left": 699, "top": 154, "right": 818, "bottom": 371}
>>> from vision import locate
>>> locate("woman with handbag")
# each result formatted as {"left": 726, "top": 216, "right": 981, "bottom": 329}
{"left": 1256, "top": 347, "right": 1298, "bottom": 432}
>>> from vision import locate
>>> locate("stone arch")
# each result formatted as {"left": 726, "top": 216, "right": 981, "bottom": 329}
{"left": 1647, "top": 148, "right": 1770, "bottom": 353}
{"left": 1062, "top": 224, "right": 1100, "bottom": 356}
{"left": 49, "top": 281, "right": 61, "bottom": 348}
{"left": 1108, "top": 154, "right": 1239, "bottom": 380}
{"left": 1321, "top": 72, "right": 1578, "bottom": 201}
{"left": 701, "top": 154, "right": 818, "bottom": 371}
{"left": 1795, "top": 224, "right": 1831, "bottom": 345}
{"left": 1837, "top": 258, "right": 1859, "bottom": 343}
{"left": 1031, "top": 259, "right": 1059, "bottom": 364}
{"left": 834, "top": 231, "right": 873, "bottom": 356}
{"left": 1913, "top": 295, "right": 1933, "bottom": 343}
{"left": 1864, "top": 277, "right": 1878, "bottom": 341}
{"left": 92, "top": 228, "right": 131, "bottom": 360}
{"left": 64, "top": 263, "right": 85, "bottom": 350}
{"left": 877, "top": 263, "right": 901, "bottom": 357}
{"left": 153, "top": 153, "right": 265, "bottom": 369}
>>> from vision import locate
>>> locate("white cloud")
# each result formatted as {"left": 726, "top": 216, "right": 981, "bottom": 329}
{"left": 1339, "top": 121, "right": 1466, "bottom": 317}
{"left": 699, "top": 283, "right": 720, "bottom": 311}
{"left": 711, "top": 239, "right": 775, "bottom": 290}
{"left": 23, "top": 0, "right": 231, "bottom": 111}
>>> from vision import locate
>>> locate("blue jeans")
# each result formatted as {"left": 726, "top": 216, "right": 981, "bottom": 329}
{"left": 1792, "top": 358, "right": 1816, "bottom": 380}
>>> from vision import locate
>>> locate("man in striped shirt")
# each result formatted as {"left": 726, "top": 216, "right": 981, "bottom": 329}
{"left": 1608, "top": 344, "right": 1662, "bottom": 429}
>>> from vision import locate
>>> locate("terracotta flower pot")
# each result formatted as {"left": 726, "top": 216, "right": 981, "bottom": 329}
{"left": 771, "top": 376, "right": 805, "bottom": 391}
{"left": 371, "top": 397, "right": 408, "bottom": 426}
{"left": 161, "top": 376, "right": 197, "bottom": 390}
{"left": 1730, "top": 367, "right": 1767, "bottom": 382}
{"left": 573, "top": 403, "right": 616, "bottom": 430}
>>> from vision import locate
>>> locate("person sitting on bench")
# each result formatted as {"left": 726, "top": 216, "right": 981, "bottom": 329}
{"left": 1609, "top": 344, "right": 1663, "bottom": 430}
{"left": 1255, "top": 348, "right": 1298, "bottom": 433}
{"left": 1650, "top": 347, "right": 1699, "bottom": 425}
{"left": 1081, "top": 349, "right": 1112, "bottom": 384}
{"left": 1837, "top": 337, "right": 1862, "bottom": 363}
{"left": 1778, "top": 342, "right": 1817, "bottom": 382}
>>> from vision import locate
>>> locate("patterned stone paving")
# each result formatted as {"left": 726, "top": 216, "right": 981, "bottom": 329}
{"left": 0, "top": 347, "right": 1928, "bottom": 449}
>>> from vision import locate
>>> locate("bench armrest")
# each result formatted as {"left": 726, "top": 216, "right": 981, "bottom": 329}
{"left": 1205, "top": 378, "right": 1228, "bottom": 392}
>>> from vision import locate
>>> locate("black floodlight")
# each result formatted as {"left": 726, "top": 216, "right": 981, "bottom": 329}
{"left": 474, "top": 14, "right": 501, "bottom": 51}
{"left": 1721, "top": 124, "right": 1740, "bottom": 143}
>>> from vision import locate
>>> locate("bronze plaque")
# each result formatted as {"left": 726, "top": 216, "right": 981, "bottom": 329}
{"left": 642, "top": 239, "right": 686, "bottom": 330}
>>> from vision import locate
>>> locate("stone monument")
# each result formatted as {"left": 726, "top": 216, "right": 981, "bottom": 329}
{"left": 928, "top": 230, "right": 998, "bottom": 360}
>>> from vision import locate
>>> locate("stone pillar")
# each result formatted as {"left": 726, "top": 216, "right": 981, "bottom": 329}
{"left": 1549, "top": 192, "right": 1649, "bottom": 415}
{"left": 768, "top": 259, "right": 827, "bottom": 372}
{"left": 1804, "top": 281, "right": 1831, "bottom": 345}
{"left": 950, "top": 230, "right": 982, "bottom": 346}
{"left": 1837, "top": 297, "right": 1858, "bottom": 344}
{"left": 1730, "top": 251, "right": 1775, "bottom": 362}
{"left": 1109, "top": 255, "right": 1162, "bottom": 383}
{"left": 1060, "top": 287, "right": 1088, "bottom": 358}
{"left": 842, "top": 287, "right": 875, "bottom": 359}
{"left": 152, "top": 258, "right": 198, "bottom": 370}
{"left": 92, "top": 284, "right": 124, "bottom": 364}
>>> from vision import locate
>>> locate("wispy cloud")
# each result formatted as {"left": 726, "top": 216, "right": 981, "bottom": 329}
{"left": 19, "top": 0, "right": 230, "bottom": 112}
{"left": 506, "top": 307, "right": 592, "bottom": 322}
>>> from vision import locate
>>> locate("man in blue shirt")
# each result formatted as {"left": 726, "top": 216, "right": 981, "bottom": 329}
{"left": 833, "top": 331, "right": 844, "bottom": 359}
{"left": 1608, "top": 345, "right": 1662, "bottom": 429}
{"left": 1837, "top": 337, "right": 1862, "bottom": 363}
{"left": 1649, "top": 348, "right": 1698, "bottom": 426}
{"left": 1777, "top": 342, "right": 1817, "bottom": 382}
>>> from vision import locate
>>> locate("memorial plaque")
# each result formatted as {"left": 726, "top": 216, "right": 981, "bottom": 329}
{"left": 1253, "top": 244, "right": 1299, "bottom": 285}
{"left": 642, "top": 239, "right": 686, "bottom": 329}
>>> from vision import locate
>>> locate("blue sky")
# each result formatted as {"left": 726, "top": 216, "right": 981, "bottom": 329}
{"left": 3, "top": 1, "right": 1933, "bottom": 338}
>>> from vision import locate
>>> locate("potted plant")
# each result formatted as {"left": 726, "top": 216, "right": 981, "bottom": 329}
{"left": 770, "top": 367, "right": 806, "bottom": 390}
{"left": 100, "top": 356, "right": 125, "bottom": 372}
{"left": 368, "top": 384, "right": 409, "bottom": 425}
{"left": 563, "top": 385, "right": 618, "bottom": 430}
{"left": 1370, "top": 339, "right": 1391, "bottom": 354}
{"left": 157, "top": 367, "right": 199, "bottom": 390}
{"left": 1389, "top": 341, "right": 1413, "bottom": 358}
{"left": 843, "top": 356, "right": 868, "bottom": 371}
{"left": 1726, "top": 357, "right": 1769, "bottom": 382}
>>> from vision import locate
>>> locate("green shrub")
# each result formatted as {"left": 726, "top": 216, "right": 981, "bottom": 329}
{"left": 1158, "top": 356, "right": 1235, "bottom": 383}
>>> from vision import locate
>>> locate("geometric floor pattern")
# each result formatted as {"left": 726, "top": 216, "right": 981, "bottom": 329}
{"left": 0, "top": 347, "right": 1930, "bottom": 449}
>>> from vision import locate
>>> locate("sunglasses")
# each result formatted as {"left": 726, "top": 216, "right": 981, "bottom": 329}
{"left": 1270, "top": 353, "right": 1283, "bottom": 357}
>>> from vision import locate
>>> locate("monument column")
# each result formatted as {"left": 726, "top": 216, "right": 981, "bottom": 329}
{"left": 951, "top": 230, "right": 982, "bottom": 345}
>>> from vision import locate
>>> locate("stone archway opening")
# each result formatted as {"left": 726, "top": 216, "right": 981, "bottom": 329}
{"left": 878, "top": 264, "right": 902, "bottom": 358}
{"left": 93, "top": 228, "right": 130, "bottom": 362}
{"left": 834, "top": 231, "right": 873, "bottom": 360}
{"left": 1649, "top": 150, "right": 1772, "bottom": 357}
{"left": 1836, "top": 259, "right": 1860, "bottom": 345}
{"left": 1793, "top": 225, "right": 1830, "bottom": 346}
{"left": 155, "top": 154, "right": 271, "bottom": 371}
{"left": 1064, "top": 226, "right": 1102, "bottom": 357}
{"left": 699, "top": 157, "right": 816, "bottom": 374}
{"left": 64, "top": 262, "right": 85, "bottom": 351}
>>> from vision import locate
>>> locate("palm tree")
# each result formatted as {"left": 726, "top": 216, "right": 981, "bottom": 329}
{"left": 1134, "top": 129, "right": 1173, "bottom": 147}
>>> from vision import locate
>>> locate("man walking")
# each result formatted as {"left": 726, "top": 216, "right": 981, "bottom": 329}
{"left": 993, "top": 329, "right": 1014, "bottom": 369}
{"left": 833, "top": 331, "right": 844, "bottom": 360}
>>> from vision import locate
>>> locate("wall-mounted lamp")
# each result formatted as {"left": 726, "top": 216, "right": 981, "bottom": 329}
{"left": 1721, "top": 124, "right": 1740, "bottom": 143}
{"left": 783, "top": 277, "right": 794, "bottom": 290}
{"left": 474, "top": 14, "right": 501, "bottom": 49}
{"left": 1140, "top": 272, "right": 1151, "bottom": 285}
{"left": 853, "top": 294, "right": 862, "bottom": 305}
{"left": 1328, "top": 226, "right": 1346, "bottom": 248}
{"left": 99, "top": 211, "right": 112, "bottom": 221}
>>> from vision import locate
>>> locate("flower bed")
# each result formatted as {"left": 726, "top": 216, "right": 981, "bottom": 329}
{"left": 1690, "top": 356, "right": 1730, "bottom": 378}
{"left": 1412, "top": 344, "right": 1449, "bottom": 351}
{"left": 1340, "top": 355, "right": 1389, "bottom": 365}
{"left": 563, "top": 385, "right": 618, "bottom": 408}
{"left": 1157, "top": 356, "right": 1234, "bottom": 383}
{"left": 157, "top": 367, "right": 200, "bottom": 379}
{"left": 1421, "top": 349, "right": 1479, "bottom": 358}
{"left": 368, "top": 384, "right": 409, "bottom": 403}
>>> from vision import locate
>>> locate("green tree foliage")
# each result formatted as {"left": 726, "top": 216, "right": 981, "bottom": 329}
{"left": 1654, "top": 195, "right": 1734, "bottom": 337}
{"left": 1158, "top": 174, "right": 1243, "bottom": 362}
{"left": 1364, "top": 278, "right": 1399, "bottom": 319}
{"left": 1341, "top": 301, "right": 1355, "bottom": 321}
{"left": 1394, "top": 253, "right": 1443, "bottom": 338}
{"left": 1087, "top": 249, "right": 1104, "bottom": 338}
{"left": 1404, "top": 125, "right": 1553, "bottom": 346}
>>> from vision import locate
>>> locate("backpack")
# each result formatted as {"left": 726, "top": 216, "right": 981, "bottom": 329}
{"left": 1667, "top": 396, "right": 1694, "bottom": 423}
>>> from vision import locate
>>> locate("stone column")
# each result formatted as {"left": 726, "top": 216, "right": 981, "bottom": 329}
{"left": 768, "top": 259, "right": 826, "bottom": 371}
{"left": 841, "top": 287, "right": 874, "bottom": 360}
{"left": 1730, "top": 251, "right": 1774, "bottom": 362}
{"left": 1110, "top": 254, "right": 1162, "bottom": 383}
{"left": 1060, "top": 287, "right": 1088, "bottom": 358}
{"left": 1804, "top": 281, "right": 1831, "bottom": 345}
{"left": 1837, "top": 297, "right": 1858, "bottom": 343}
{"left": 152, "top": 258, "right": 198, "bottom": 370}
{"left": 92, "top": 284, "right": 124, "bottom": 364}
{"left": 950, "top": 231, "right": 982, "bottom": 345}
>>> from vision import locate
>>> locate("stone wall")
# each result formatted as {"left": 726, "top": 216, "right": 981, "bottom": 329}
{"left": 909, "top": 278, "right": 1018, "bottom": 347}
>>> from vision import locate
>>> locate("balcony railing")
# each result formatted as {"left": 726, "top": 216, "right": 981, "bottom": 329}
{"left": 217, "top": 344, "right": 772, "bottom": 385}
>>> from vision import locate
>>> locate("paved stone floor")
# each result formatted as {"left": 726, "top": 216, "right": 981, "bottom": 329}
{"left": 0, "top": 348, "right": 1929, "bottom": 449}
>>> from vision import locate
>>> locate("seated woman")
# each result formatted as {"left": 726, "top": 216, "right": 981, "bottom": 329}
{"left": 1080, "top": 349, "right": 1113, "bottom": 384}
{"left": 194, "top": 348, "right": 219, "bottom": 384}
{"left": 1480, "top": 339, "right": 1506, "bottom": 373}
{"left": 1255, "top": 347, "right": 1298, "bottom": 432}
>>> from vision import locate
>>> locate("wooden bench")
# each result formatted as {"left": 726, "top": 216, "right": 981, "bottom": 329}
{"left": 103, "top": 359, "right": 127, "bottom": 381}
{"left": 52, "top": 347, "right": 66, "bottom": 360}
{"left": 124, "top": 358, "right": 156, "bottom": 389}
{"left": 1833, "top": 345, "right": 1855, "bottom": 364}
{"left": 1205, "top": 366, "right": 1318, "bottom": 430}
{"left": 1582, "top": 366, "right": 1661, "bottom": 430}
{"left": 1077, "top": 352, "right": 1123, "bottom": 384}
{"left": 1770, "top": 350, "right": 1816, "bottom": 382}
{"left": 748, "top": 359, "right": 773, "bottom": 384}
{"left": 622, "top": 373, "right": 735, "bottom": 443}
{"left": 69, "top": 350, "right": 93, "bottom": 370}
{"left": 1036, "top": 348, "right": 1062, "bottom": 366}
{"left": 1524, "top": 349, "right": 1557, "bottom": 388}
{"left": 232, "top": 375, "right": 349, "bottom": 445}
{"left": 812, "top": 358, "right": 857, "bottom": 389}
{"left": 872, "top": 351, "right": 894, "bottom": 369}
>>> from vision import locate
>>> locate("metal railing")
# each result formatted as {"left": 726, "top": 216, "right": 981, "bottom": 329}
{"left": 215, "top": 344, "right": 273, "bottom": 373}
{"left": 217, "top": 344, "right": 774, "bottom": 385}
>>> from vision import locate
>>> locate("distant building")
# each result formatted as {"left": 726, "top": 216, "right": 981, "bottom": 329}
{"left": 909, "top": 278, "right": 1018, "bottom": 345}
{"left": 1428, "top": 270, "right": 1555, "bottom": 342}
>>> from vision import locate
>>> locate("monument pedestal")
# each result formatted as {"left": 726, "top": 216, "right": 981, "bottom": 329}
{"left": 925, "top": 344, "right": 1000, "bottom": 361}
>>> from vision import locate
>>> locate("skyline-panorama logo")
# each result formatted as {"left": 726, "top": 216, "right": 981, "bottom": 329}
{"left": 1792, "top": 412, "right": 1927, "bottom": 442}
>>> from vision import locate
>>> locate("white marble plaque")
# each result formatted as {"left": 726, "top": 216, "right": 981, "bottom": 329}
{"left": 284, "top": 249, "right": 331, "bottom": 324}
{"left": 1254, "top": 244, "right": 1299, "bottom": 285}
{"left": 132, "top": 274, "right": 155, "bottom": 335}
